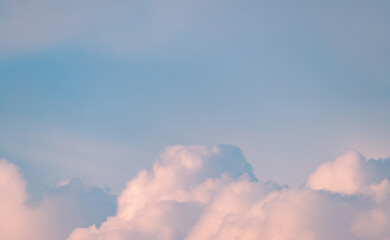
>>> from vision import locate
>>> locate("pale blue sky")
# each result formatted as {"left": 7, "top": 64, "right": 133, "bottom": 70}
{"left": 1, "top": 0, "right": 390, "bottom": 196}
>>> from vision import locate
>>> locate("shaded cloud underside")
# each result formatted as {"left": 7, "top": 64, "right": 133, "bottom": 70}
{"left": 1, "top": 145, "right": 390, "bottom": 240}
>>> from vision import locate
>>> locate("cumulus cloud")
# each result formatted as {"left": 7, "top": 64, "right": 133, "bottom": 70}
{"left": 2, "top": 145, "right": 390, "bottom": 240}
{"left": 307, "top": 151, "right": 367, "bottom": 195}
{"left": 0, "top": 159, "right": 115, "bottom": 240}
{"left": 0, "top": 159, "right": 40, "bottom": 240}
{"left": 307, "top": 151, "right": 390, "bottom": 199}
{"left": 66, "top": 145, "right": 390, "bottom": 240}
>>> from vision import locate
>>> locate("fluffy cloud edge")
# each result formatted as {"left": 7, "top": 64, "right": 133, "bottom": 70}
{"left": 66, "top": 145, "right": 390, "bottom": 240}
{"left": 0, "top": 158, "right": 116, "bottom": 240}
{"left": 1, "top": 145, "right": 390, "bottom": 240}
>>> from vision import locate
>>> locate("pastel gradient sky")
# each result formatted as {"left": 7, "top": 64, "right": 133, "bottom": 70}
{"left": 1, "top": 0, "right": 390, "bottom": 198}
{"left": 2, "top": 2, "right": 390, "bottom": 240}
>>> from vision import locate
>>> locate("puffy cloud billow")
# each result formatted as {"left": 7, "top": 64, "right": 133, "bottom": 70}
{"left": 1, "top": 145, "right": 390, "bottom": 240}
{"left": 0, "top": 159, "right": 116, "bottom": 240}
{"left": 66, "top": 145, "right": 390, "bottom": 240}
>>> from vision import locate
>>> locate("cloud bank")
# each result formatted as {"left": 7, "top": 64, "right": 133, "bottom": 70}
{"left": 1, "top": 145, "right": 390, "bottom": 239}
{"left": 0, "top": 159, "right": 116, "bottom": 240}
{"left": 65, "top": 145, "right": 390, "bottom": 240}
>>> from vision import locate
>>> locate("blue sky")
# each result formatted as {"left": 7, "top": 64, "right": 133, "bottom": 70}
{"left": 1, "top": 0, "right": 390, "bottom": 197}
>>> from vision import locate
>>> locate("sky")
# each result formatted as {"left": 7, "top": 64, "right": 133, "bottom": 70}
{"left": 1, "top": 1, "right": 390, "bottom": 239}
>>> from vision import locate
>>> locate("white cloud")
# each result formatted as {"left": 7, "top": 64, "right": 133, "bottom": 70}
{"left": 0, "top": 159, "right": 40, "bottom": 240}
{"left": 2, "top": 145, "right": 390, "bottom": 240}
{"left": 307, "top": 150, "right": 390, "bottom": 199}
{"left": 0, "top": 159, "right": 115, "bottom": 240}
{"left": 67, "top": 145, "right": 390, "bottom": 240}
{"left": 307, "top": 151, "right": 367, "bottom": 195}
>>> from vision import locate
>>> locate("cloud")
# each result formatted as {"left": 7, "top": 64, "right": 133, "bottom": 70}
{"left": 0, "top": 159, "right": 116, "bottom": 240}
{"left": 307, "top": 151, "right": 390, "bottom": 199}
{"left": 307, "top": 151, "right": 367, "bottom": 195}
{"left": 67, "top": 145, "right": 263, "bottom": 240}
{"left": 0, "top": 159, "right": 38, "bottom": 240}
{"left": 67, "top": 145, "right": 390, "bottom": 240}
{"left": 2, "top": 145, "right": 390, "bottom": 240}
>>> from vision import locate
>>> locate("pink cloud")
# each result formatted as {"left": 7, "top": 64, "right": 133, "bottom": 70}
{"left": 67, "top": 145, "right": 390, "bottom": 240}
{"left": 2, "top": 145, "right": 390, "bottom": 240}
